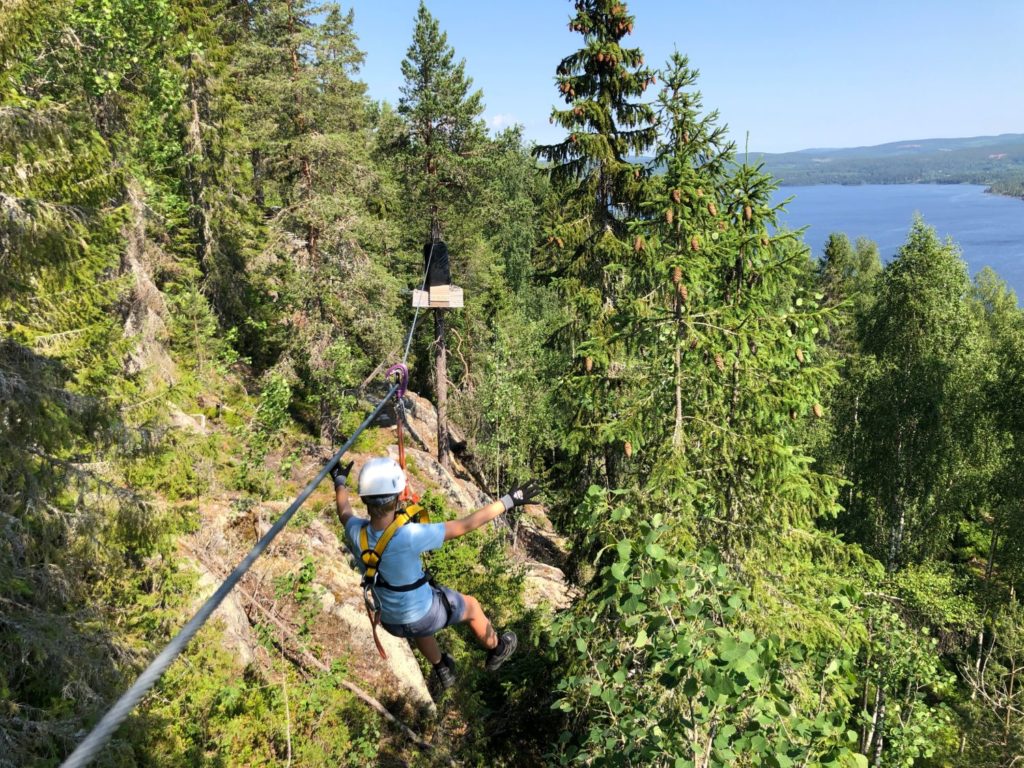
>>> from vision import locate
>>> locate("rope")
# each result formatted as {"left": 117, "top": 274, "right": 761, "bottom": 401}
{"left": 60, "top": 382, "right": 400, "bottom": 768}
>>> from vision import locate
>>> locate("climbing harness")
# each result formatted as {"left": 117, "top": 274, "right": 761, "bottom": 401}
{"left": 358, "top": 502, "right": 431, "bottom": 659}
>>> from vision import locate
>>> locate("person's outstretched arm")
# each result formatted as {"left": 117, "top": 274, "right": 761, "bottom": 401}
{"left": 444, "top": 480, "right": 540, "bottom": 541}
{"left": 331, "top": 460, "right": 355, "bottom": 526}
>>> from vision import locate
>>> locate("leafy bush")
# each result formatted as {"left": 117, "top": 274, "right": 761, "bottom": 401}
{"left": 549, "top": 487, "right": 868, "bottom": 768}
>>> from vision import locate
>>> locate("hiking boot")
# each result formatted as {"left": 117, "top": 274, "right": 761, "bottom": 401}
{"left": 433, "top": 653, "right": 457, "bottom": 690}
{"left": 485, "top": 630, "right": 517, "bottom": 671}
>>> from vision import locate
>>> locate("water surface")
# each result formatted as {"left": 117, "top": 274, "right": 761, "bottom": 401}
{"left": 771, "top": 184, "right": 1024, "bottom": 295}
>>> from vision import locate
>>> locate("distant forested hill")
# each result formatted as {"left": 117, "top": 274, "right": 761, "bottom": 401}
{"left": 753, "top": 133, "right": 1024, "bottom": 196}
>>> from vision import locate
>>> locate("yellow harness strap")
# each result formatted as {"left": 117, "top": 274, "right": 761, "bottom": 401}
{"left": 358, "top": 504, "right": 429, "bottom": 582}
{"left": 358, "top": 504, "right": 430, "bottom": 660}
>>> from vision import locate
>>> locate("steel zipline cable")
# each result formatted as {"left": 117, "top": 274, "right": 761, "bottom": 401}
{"left": 402, "top": 241, "right": 436, "bottom": 364}
{"left": 61, "top": 240, "right": 442, "bottom": 767}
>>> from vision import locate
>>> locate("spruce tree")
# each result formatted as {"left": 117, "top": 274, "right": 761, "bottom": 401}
{"left": 533, "top": 0, "right": 657, "bottom": 493}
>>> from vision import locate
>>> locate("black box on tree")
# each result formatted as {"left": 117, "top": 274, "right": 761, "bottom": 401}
{"left": 423, "top": 241, "right": 451, "bottom": 288}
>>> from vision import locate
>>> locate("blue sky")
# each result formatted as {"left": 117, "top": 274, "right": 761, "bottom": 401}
{"left": 342, "top": 1, "right": 1023, "bottom": 153}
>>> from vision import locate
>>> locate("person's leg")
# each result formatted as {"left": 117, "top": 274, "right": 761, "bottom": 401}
{"left": 460, "top": 594, "right": 499, "bottom": 650}
{"left": 413, "top": 634, "right": 442, "bottom": 664}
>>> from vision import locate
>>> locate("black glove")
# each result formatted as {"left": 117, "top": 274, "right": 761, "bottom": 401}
{"left": 499, "top": 480, "right": 541, "bottom": 512}
{"left": 330, "top": 460, "right": 354, "bottom": 490}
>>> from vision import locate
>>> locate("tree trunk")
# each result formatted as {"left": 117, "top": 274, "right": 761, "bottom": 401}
{"left": 187, "top": 94, "right": 214, "bottom": 273}
{"left": 673, "top": 291, "right": 683, "bottom": 448}
{"left": 863, "top": 685, "right": 883, "bottom": 756}
{"left": 872, "top": 698, "right": 886, "bottom": 766}
{"left": 435, "top": 309, "right": 450, "bottom": 469}
{"left": 251, "top": 148, "right": 265, "bottom": 210}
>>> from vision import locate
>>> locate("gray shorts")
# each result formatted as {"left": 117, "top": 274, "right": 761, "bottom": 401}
{"left": 381, "top": 585, "right": 466, "bottom": 639}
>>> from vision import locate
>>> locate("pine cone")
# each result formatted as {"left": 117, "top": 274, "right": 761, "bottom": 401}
{"left": 585, "top": 356, "right": 593, "bottom": 372}
{"left": 671, "top": 266, "right": 682, "bottom": 284}
{"left": 690, "top": 235, "right": 700, "bottom": 252}
{"left": 715, "top": 354, "right": 725, "bottom": 372}
{"left": 743, "top": 204, "right": 753, "bottom": 221}
{"left": 812, "top": 403, "right": 824, "bottom": 419}
{"left": 624, "top": 441, "right": 633, "bottom": 458}
{"left": 707, "top": 202, "right": 717, "bottom": 216}
{"left": 634, "top": 235, "right": 645, "bottom": 252}
{"left": 677, "top": 282, "right": 688, "bottom": 302}
{"left": 796, "top": 348, "right": 805, "bottom": 364}
{"left": 671, "top": 188, "right": 682, "bottom": 204}
{"left": 666, "top": 209, "right": 674, "bottom": 225}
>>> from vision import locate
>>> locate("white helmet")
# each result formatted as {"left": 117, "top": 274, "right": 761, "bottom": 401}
{"left": 358, "top": 457, "right": 406, "bottom": 499}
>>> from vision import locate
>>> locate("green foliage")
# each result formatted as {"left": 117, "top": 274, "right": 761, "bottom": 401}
{"left": 457, "top": 306, "right": 559, "bottom": 489}
{"left": 139, "top": 634, "right": 382, "bottom": 767}
{"left": 229, "top": 371, "right": 294, "bottom": 496}
{"left": 274, "top": 555, "right": 320, "bottom": 637}
{"left": 855, "top": 597, "right": 957, "bottom": 766}
{"left": 6, "top": 1, "right": 1024, "bottom": 765}
{"left": 829, "top": 217, "right": 984, "bottom": 569}
{"left": 551, "top": 488, "right": 866, "bottom": 767}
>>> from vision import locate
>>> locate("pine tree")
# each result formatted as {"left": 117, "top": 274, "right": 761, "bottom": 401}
{"left": 396, "top": 1, "right": 486, "bottom": 236}
{"left": 236, "top": 0, "right": 402, "bottom": 435}
{"left": 393, "top": 1, "right": 489, "bottom": 467}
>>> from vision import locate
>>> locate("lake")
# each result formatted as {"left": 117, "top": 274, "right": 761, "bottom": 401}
{"left": 770, "top": 184, "right": 1024, "bottom": 296}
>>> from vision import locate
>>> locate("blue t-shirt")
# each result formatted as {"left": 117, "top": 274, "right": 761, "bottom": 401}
{"left": 344, "top": 516, "right": 446, "bottom": 624}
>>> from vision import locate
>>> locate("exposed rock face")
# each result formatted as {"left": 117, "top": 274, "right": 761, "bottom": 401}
{"left": 523, "top": 561, "right": 577, "bottom": 610}
{"left": 167, "top": 404, "right": 208, "bottom": 434}
{"left": 510, "top": 505, "right": 579, "bottom": 611}
{"left": 389, "top": 444, "right": 491, "bottom": 513}
{"left": 188, "top": 559, "right": 255, "bottom": 665}
{"left": 186, "top": 389, "right": 578, "bottom": 718}
{"left": 305, "top": 519, "right": 434, "bottom": 710}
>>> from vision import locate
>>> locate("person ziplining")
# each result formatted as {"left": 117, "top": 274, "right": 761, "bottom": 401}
{"left": 59, "top": 236, "right": 521, "bottom": 765}
{"left": 330, "top": 455, "right": 540, "bottom": 691}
